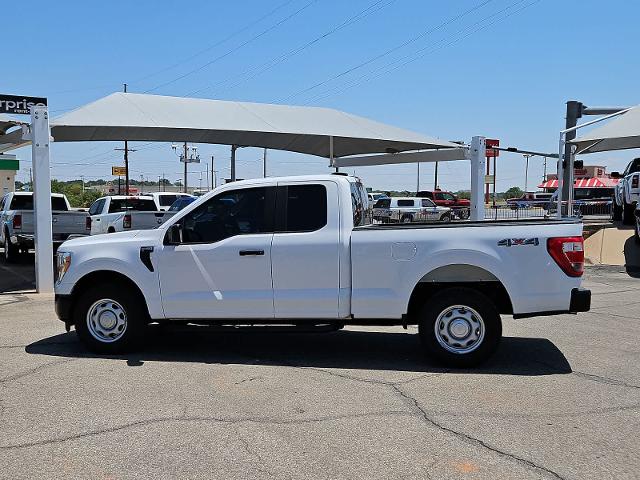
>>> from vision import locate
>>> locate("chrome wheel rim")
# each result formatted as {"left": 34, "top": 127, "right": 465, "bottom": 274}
{"left": 434, "top": 305, "right": 485, "bottom": 354}
{"left": 86, "top": 298, "right": 128, "bottom": 343}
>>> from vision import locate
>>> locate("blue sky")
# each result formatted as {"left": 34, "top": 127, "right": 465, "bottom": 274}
{"left": 3, "top": 0, "right": 638, "bottom": 192}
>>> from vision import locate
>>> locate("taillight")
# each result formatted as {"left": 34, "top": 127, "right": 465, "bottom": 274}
{"left": 13, "top": 214, "right": 22, "bottom": 230}
{"left": 547, "top": 236, "right": 584, "bottom": 277}
{"left": 85, "top": 216, "right": 92, "bottom": 230}
{"left": 632, "top": 175, "right": 639, "bottom": 189}
{"left": 123, "top": 214, "right": 132, "bottom": 229}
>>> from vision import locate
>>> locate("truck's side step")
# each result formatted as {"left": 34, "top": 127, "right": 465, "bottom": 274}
{"left": 155, "top": 322, "right": 345, "bottom": 334}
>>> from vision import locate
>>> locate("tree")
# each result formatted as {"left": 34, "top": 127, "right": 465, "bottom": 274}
{"left": 504, "top": 186, "right": 524, "bottom": 199}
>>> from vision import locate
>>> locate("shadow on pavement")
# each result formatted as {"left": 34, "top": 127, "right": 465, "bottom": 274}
{"left": 26, "top": 327, "right": 572, "bottom": 376}
{"left": 0, "top": 251, "right": 36, "bottom": 293}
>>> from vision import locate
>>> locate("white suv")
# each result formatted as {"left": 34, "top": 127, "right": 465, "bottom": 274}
{"left": 377, "top": 197, "right": 452, "bottom": 223}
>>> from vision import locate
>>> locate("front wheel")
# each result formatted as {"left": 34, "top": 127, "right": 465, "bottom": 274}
{"left": 440, "top": 213, "right": 451, "bottom": 223}
{"left": 418, "top": 288, "right": 502, "bottom": 368}
{"left": 2, "top": 229, "right": 18, "bottom": 263}
{"left": 401, "top": 214, "right": 413, "bottom": 224}
{"left": 74, "top": 285, "right": 148, "bottom": 354}
{"left": 611, "top": 198, "right": 622, "bottom": 221}
{"left": 458, "top": 208, "right": 470, "bottom": 220}
{"left": 635, "top": 214, "right": 640, "bottom": 244}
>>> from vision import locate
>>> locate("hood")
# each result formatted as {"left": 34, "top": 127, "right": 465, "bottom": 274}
{"left": 59, "top": 228, "right": 162, "bottom": 250}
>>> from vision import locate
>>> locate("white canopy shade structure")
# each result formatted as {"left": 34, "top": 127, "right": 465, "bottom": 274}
{"left": 572, "top": 105, "right": 640, "bottom": 154}
{"left": 41, "top": 92, "right": 458, "bottom": 158}
{"left": 0, "top": 114, "right": 29, "bottom": 152}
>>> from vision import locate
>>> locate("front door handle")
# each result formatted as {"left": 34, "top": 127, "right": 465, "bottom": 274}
{"left": 239, "top": 250, "right": 264, "bottom": 256}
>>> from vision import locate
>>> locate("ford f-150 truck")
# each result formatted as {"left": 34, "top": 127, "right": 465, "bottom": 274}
{"left": 611, "top": 158, "right": 640, "bottom": 224}
{"left": 0, "top": 192, "right": 89, "bottom": 262}
{"left": 54, "top": 174, "right": 590, "bottom": 367}
{"left": 87, "top": 195, "right": 175, "bottom": 234}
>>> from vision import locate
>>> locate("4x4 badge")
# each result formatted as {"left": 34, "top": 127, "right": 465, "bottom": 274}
{"left": 498, "top": 238, "right": 539, "bottom": 247}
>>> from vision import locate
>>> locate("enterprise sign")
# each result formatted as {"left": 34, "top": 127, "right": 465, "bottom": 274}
{"left": 0, "top": 94, "right": 48, "bottom": 115}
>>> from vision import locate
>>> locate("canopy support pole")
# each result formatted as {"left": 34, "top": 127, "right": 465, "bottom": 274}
{"left": 329, "top": 136, "right": 337, "bottom": 172}
{"left": 30, "top": 106, "right": 54, "bottom": 293}
{"left": 469, "top": 136, "right": 486, "bottom": 221}
{"left": 231, "top": 144, "right": 237, "bottom": 182}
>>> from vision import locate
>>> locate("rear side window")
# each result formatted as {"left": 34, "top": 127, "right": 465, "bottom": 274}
{"left": 158, "top": 194, "right": 178, "bottom": 206}
{"left": 421, "top": 199, "right": 436, "bottom": 207}
{"left": 89, "top": 198, "right": 105, "bottom": 216}
{"left": 108, "top": 198, "right": 157, "bottom": 213}
{"left": 397, "top": 199, "right": 415, "bottom": 207}
{"left": 350, "top": 181, "right": 371, "bottom": 227}
{"left": 283, "top": 184, "right": 327, "bottom": 232}
{"left": 374, "top": 198, "right": 390, "bottom": 208}
{"left": 51, "top": 197, "right": 68, "bottom": 211}
{"left": 8, "top": 195, "right": 66, "bottom": 210}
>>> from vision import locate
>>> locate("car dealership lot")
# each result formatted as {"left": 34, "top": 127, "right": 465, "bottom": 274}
{"left": 0, "top": 265, "right": 639, "bottom": 479}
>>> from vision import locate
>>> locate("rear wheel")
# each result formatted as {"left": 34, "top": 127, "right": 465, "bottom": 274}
{"left": 623, "top": 202, "right": 635, "bottom": 225}
{"left": 440, "top": 213, "right": 451, "bottom": 223}
{"left": 401, "top": 214, "right": 413, "bottom": 223}
{"left": 611, "top": 197, "right": 622, "bottom": 221}
{"left": 458, "top": 208, "right": 470, "bottom": 220}
{"left": 74, "top": 284, "right": 148, "bottom": 354}
{"left": 2, "top": 228, "right": 18, "bottom": 263}
{"left": 418, "top": 288, "right": 501, "bottom": 368}
{"left": 635, "top": 215, "right": 640, "bottom": 244}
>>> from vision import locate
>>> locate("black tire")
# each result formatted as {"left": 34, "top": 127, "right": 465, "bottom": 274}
{"left": 401, "top": 214, "right": 413, "bottom": 224}
{"left": 611, "top": 198, "right": 622, "bottom": 221}
{"left": 107, "top": 227, "right": 116, "bottom": 233}
{"left": 417, "top": 287, "right": 502, "bottom": 368}
{"left": 623, "top": 202, "right": 635, "bottom": 225}
{"left": 458, "top": 209, "right": 470, "bottom": 220}
{"left": 3, "top": 228, "right": 18, "bottom": 263}
{"left": 74, "top": 284, "right": 148, "bottom": 354}
{"left": 635, "top": 216, "right": 640, "bottom": 244}
{"left": 440, "top": 213, "right": 451, "bottom": 223}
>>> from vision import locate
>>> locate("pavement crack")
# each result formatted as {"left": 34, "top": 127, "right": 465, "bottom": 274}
{"left": 0, "top": 411, "right": 412, "bottom": 450}
{"left": 391, "top": 384, "right": 567, "bottom": 480}
{"left": 0, "top": 358, "right": 77, "bottom": 384}
{"left": 572, "top": 371, "right": 640, "bottom": 390}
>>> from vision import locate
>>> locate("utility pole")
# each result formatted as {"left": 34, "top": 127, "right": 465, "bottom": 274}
{"left": 211, "top": 155, "right": 215, "bottom": 189}
{"left": 416, "top": 162, "right": 420, "bottom": 193}
{"left": 140, "top": 174, "right": 144, "bottom": 194}
{"left": 80, "top": 175, "right": 85, "bottom": 193}
{"left": 543, "top": 156, "right": 547, "bottom": 181}
{"left": 158, "top": 175, "right": 161, "bottom": 192}
{"left": 263, "top": 148, "right": 267, "bottom": 178}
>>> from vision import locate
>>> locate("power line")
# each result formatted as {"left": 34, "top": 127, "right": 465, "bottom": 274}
{"left": 144, "top": 0, "right": 318, "bottom": 94}
{"left": 187, "top": 0, "right": 394, "bottom": 98}
{"left": 306, "top": 0, "right": 539, "bottom": 104}
{"left": 278, "top": 0, "right": 494, "bottom": 103}
{"left": 130, "top": 0, "right": 296, "bottom": 87}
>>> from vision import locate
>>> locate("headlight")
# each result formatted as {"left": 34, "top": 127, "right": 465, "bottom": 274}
{"left": 56, "top": 252, "right": 72, "bottom": 284}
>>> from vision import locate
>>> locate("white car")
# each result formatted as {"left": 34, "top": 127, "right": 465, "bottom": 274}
{"left": 145, "top": 192, "right": 194, "bottom": 211}
{"left": 55, "top": 174, "right": 590, "bottom": 367}
{"left": 87, "top": 196, "right": 174, "bottom": 235}
{"left": 387, "top": 197, "right": 452, "bottom": 223}
{"left": 611, "top": 158, "right": 640, "bottom": 224}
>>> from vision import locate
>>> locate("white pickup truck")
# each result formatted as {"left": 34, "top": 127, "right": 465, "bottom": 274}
{"left": 88, "top": 195, "right": 174, "bottom": 235}
{"left": 145, "top": 192, "right": 194, "bottom": 211}
{"left": 611, "top": 157, "right": 640, "bottom": 224}
{"left": 0, "top": 192, "right": 89, "bottom": 262}
{"left": 55, "top": 174, "right": 590, "bottom": 367}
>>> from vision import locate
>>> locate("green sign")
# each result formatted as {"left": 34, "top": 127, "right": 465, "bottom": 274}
{"left": 0, "top": 159, "right": 19, "bottom": 171}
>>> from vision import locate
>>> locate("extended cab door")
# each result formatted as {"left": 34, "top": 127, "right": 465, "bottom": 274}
{"left": 157, "top": 186, "right": 276, "bottom": 319}
{"left": 271, "top": 181, "right": 341, "bottom": 318}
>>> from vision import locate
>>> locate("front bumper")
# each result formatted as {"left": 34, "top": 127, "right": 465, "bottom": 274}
{"left": 55, "top": 294, "right": 74, "bottom": 324}
{"left": 569, "top": 288, "right": 591, "bottom": 313}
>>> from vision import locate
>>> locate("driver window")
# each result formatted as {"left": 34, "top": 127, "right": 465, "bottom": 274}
{"left": 181, "top": 187, "right": 273, "bottom": 243}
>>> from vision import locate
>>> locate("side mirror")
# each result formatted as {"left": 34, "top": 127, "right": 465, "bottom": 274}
{"left": 610, "top": 171, "right": 621, "bottom": 179}
{"left": 165, "top": 223, "right": 183, "bottom": 245}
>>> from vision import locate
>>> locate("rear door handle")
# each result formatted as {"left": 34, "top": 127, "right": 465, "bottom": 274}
{"left": 239, "top": 250, "right": 264, "bottom": 256}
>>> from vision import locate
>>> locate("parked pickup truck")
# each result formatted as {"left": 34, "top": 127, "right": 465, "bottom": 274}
{"left": 145, "top": 192, "right": 194, "bottom": 212}
{"left": 611, "top": 158, "right": 640, "bottom": 224}
{"left": 0, "top": 192, "right": 88, "bottom": 262}
{"left": 87, "top": 195, "right": 175, "bottom": 235}
{"left": 417, "top": 190, "right": 470, "bottom": 219}
{"left": 55, "top": 174, "right": 590, "bottom": 367}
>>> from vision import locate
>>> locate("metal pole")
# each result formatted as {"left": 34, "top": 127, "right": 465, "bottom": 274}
{"left": 470, "top": 136, "right": 486, "bottom": 221}
{"left": 30, "top": 105, "right": 54, "bottom": 293}
{"left": 492, "top": 155, "right": 496, "bottom": 207}
{"left": 563, "top": 101, "right": 582, "bottom": 215}
{"left": 263, "top": 148, "right": 267, "bottom": 178}
{"left": 183, "top": 142, "right": 188, "bottom": 193}
{"left": 523, "top": 154, "right": 531, "bottom": 192}
{"left": 231, "top": 145, "right": 237, "bottom": 182}
{"left": 158, "top": 175, "right": 161, "bottom": 192}
{"left": 434, "top": 161, "right": 438, "bottom": 190}
{"left": 330, "top": 136, "right": 337, "bottom": 172}
{"left": 205, "top": 163, "right": 209, "bottom": 190}
{"left": 123, "top": 83, "right": 129, "bottom": 196}
{"left": 556, "top": 133, "right": 564, "bottom": 219}
{"left": 416, "top": 162, "right": 420, "bottom": 194}
{"left": 211, "top": 155, "right": 215, "bottom": 189}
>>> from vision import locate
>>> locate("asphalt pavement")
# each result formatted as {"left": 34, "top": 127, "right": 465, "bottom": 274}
{"left": 0, "top": 265, "right": 639, "bottom": 479}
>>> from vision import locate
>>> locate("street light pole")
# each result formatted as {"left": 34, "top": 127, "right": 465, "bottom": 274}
{"left": 523, "top": 154, "right": 533, "bottom": 192}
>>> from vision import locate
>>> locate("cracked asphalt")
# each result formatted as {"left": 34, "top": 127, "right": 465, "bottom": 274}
{"left": 1, "top": 265, "right": 639, "bottom": 479}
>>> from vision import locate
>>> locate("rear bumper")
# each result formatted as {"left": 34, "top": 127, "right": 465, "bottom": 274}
{"left": 513, "top": 288, "right": 591, "bottom": 319}
{"left": 55, "top": 294, "right": 74, "bottom": 324}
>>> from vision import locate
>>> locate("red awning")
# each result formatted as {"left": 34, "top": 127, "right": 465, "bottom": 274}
{"left": 538, "top": 177, "right": 620, "bottom": 189}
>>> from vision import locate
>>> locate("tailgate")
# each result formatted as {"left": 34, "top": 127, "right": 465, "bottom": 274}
{"left": 52, "top": 211, "right": 89, "bottom": 237}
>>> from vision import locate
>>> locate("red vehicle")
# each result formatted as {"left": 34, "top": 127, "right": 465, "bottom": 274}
{"left": 417, "top": 190, "right": 470, "bottom": 219}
